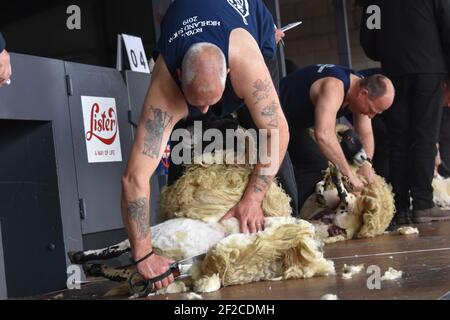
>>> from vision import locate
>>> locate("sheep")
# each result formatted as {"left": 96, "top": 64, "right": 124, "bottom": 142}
{"left": 433, "top": 175, "right": 450, "bottom": 209}
{"left": 70, "top": 216, "right": 334, "bottom": 295}
{"left": 300, "top": 125, "right": 395, "bottom": 243}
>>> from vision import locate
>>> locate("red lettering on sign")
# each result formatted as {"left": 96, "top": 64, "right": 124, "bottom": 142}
{"left": 86, "top": 103, "right": 118, "bottom": 145}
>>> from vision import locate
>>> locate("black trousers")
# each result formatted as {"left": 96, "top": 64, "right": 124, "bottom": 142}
{"left": 168, "top": 54, "right": 299, "bottom": 216}
{"left": 440, "top": 108, "right": 450, "bottom": 168}
{"left": 371, "top": 114, "right": 390, "bottom": 179}
{"left": 385, "top": 74, "right": 445, "bottom": 212}
{"left": 288, "top": 127, "right": 328, "bottom": 211}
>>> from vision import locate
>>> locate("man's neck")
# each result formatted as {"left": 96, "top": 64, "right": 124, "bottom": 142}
{"left": 344, "top": 74, "right": 361, "bottom": 106}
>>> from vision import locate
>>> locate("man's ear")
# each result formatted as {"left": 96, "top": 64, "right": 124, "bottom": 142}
{"left": 360, "top": 88, "right": 369, "bottom": 98}
{"left": 176, "top": 68, "right": 182, "bottom": 82}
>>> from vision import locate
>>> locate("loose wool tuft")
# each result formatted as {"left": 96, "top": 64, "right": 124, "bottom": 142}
{"left": 158, "top": 164, "right": 292, "bottom": 222}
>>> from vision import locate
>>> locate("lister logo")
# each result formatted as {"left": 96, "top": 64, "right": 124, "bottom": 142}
{"left": 81, "top": 96, "right": 122, "bottom": 163}
{"left": 86, "top": 103, "right": 118, "bottom": 145}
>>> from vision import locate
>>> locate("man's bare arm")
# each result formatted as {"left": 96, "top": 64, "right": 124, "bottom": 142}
{"left": 353, "top": 113, "right": 375, "bottom": 158}
{"left": 312, "top": 79, "right": 364, "bottom": 191}
{"left": 121, "top": 56, "right": 187, "bottom": 287}
{"left": 353, "top": 112, "right": 376, "bottom": 184}
{"left": 222, "top": 28, "right": 289, "bottom": 232}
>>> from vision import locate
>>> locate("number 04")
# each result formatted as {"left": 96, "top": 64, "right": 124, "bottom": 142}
{"left": 130, "top": 50, "right": 147, "bottom": 69}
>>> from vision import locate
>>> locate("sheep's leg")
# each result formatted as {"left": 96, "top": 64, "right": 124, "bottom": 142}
{"left": 330, "top": 165, "right": 349, "bottom": 204}
{"left": 315, "top": 180, "right": 327, "bottom": 206}
{"left": 83, "top": 263, "right": 134, "bottom": 283}
{"left": 68, "top": 239, "right": 131, "bottom": 264}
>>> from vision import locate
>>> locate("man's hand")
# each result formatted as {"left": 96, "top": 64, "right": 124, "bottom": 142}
{"left": 275, "top": 28, "right": 285, "bottom": 44}
{"left": 136, "top": 254, "right": 175, "bottom": 291}
{"left": 220, "top": 198, "right": 265, "bottom": 234}
{"left": 0, "top": 50, "right": 12, "bottom": 86}
{"left": 357, "top": 162, "right": 375, "bottom": 185}
{"left": 348, "top": 173, "right": 365, "bottom": 194}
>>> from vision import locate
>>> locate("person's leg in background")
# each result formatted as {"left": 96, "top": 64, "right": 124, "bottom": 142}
{"left": 288, "top": 127, "right": 328, "bottom": 211}
{"left": 439, "top": 108, "right": 450, "bottom": 171}
{"left": 410, "top": 74, "right": 450, "bottom": 222}
{"left": 385, "top": 75, "right": 412, "bottom": 225}
{"left": 439, "top": 79, "right": 450, "bottom": 173}
{"left": 372, "top": 114, "right": 390, "bottom": 179}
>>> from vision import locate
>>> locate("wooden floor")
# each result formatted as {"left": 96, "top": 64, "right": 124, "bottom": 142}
{"left": 35, "top": 221, "right": 450, "bottom": 300}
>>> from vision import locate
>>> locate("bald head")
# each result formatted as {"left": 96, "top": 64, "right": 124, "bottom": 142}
{"left": 180, "top": 43, "right": 227, "bottom": 112}
{"left": 360, "top": 75, "right": 394, "bottom": 102}
{"left": 352, "top": 75, "right": 395, "bottom": 118}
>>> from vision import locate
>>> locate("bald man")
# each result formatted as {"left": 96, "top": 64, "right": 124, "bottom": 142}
{"left": 0, "top": 32, "right": 11, "bottom": 86}
{"left": 280, "top": 64, "right": 395, "bottom": 209}
{"left": 121, "top": 0, "right": 291, "bottom": 290}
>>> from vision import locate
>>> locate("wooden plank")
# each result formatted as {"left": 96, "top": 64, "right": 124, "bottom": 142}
{"left": 31, "top": 221, "right": 450, "bottom": 300}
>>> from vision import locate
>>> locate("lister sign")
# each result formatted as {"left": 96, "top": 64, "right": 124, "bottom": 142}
{"left": 81, "top": 96, "right": 123, "bottom": 163}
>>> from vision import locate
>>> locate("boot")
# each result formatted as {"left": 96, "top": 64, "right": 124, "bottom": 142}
{"left": 395, "top": 211, "right": 413, "bottom": 225}
{"left": 413, "top": 206, "right": 450, "bottom": 224}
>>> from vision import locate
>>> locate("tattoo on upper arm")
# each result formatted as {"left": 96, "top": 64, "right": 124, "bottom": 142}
{"left": 261, "top": 101, "right": 280, "bottom": 129}
{"left": 128, "top": 198, "right": 150, "bottom": 239}
{"left": 253, "top": 174, "right": 272, "bottom": 193}
{"left": 252, "top": 79, "right": 272, "bottom": 105}
{"left": 143, "top": 106, "right": 173, "bottom": 158}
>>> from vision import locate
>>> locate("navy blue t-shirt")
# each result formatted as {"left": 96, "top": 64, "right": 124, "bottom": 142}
{"left": 280, "top": 64, "right": 363, "bottom": 129}
{"left": 0, "top": 33, "right": 5, "bottom": 52}
{"left": 155, "top": 0, "right": 276, "bottom": 119}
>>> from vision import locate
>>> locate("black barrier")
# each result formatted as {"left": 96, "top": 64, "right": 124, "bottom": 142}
{"left": 0, "top": 54, "right": 78, "bottom": 297}
{"left": 0, "top": 53, "right": 163, "bottom": 298}
{"left": 65, "top": 62, "right": 134, "bottom": 234}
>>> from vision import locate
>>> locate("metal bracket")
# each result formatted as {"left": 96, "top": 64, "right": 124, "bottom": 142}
{"left": 65, "top": 75, "right": 73, "bottom": 96}
{"left": 79, "top": 198, "right": 87, "bottom": 220}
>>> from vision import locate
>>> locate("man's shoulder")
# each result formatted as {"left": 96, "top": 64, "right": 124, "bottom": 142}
{"left": 314, "top": 77, "right": 345, "bottom": 92}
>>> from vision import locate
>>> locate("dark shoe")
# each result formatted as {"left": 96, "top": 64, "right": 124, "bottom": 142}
{"left": 413, "top": 206, "right": 450, "bottom": 224}
{"left": 395, "top": 211, "right": 412, "bottom": 225}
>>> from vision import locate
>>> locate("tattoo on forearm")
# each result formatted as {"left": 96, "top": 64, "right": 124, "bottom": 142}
{"left": 253, "top": 174, "right": 272, "bottom": 193}
{"left": 261, "top": 101, "right": 279, "bottom": 129}
{"left": 143, "top": 106, "right": 173, "bottom": 158}
{"left": 252, "top": 79, "right": 272, "bottom": 105}
{"left": 128, "top": 198, "right": 150, "bottom": 239}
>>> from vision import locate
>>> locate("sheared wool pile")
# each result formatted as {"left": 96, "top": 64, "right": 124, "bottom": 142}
{"left": 158, "top": 164, "right": 292, "bottom": 223}
{"left": 199, "top": 217, "right": 335, "bottom": 287}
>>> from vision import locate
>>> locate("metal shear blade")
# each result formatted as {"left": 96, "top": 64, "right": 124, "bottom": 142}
{"left": 128, "top": 253, "right": 206, "bottom": 297}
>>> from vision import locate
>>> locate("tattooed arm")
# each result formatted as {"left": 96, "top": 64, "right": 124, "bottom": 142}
{"left": 219, "top": 28, "right": 289, "bottom": 234}
{"left": 121, "top": 55, "right": 187, "bottom": 289}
